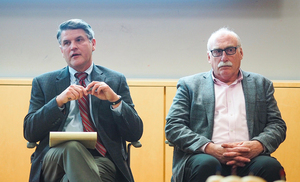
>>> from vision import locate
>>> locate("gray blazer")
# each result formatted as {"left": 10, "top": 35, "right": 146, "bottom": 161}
{"left": 24, "top": 64, "right": 143, "bottom": 182}
{"left": 165, "top": 70, "right": 286, "bottom": 182}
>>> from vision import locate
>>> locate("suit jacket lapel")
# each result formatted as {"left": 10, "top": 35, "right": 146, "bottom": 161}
{"left": 201, "top": 71, "right": 215, "bottom": 138}
{"left": 90, "top": 65, "right": 105, "bottom": 82}
{"left": 55, "top": 67, "right": 71, "bottom": 130}
{"left": 242, "top": 71, "right": 256, "bottom": 138}
{"left": 55, "top": 67, "right": 70, "bottom": 95}
{"left": 90, "top": 65, "right": 106, "bottom": 124}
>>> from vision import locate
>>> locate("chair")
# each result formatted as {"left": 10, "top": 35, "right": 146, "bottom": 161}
{"left": 165, "top": 140, "right": 174, "bottom": 147}
{"left": 127, "top": 141, "right": 142, "bottom": 166}
{"left": 27, "top": 140, "right": 142, "bottom": 167}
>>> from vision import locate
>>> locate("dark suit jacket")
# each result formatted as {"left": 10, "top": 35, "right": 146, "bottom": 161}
{"left": 165, "top": 70, "right": 286, "bottom": 182}
{"left": 24, "top": 65, "right": 143, "bottom": 182}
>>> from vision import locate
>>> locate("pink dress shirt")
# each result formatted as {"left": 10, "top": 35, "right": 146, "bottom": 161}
{"left": 201, "top": 70, "right": 249, "bottom": 152}
{"left": 212, "top": 71, "right": 249, "bottom": 144}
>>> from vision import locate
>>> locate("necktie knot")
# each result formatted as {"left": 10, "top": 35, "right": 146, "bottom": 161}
{"left": 75, "top": 72, "right": 88, "bottom": 87}
{"left": 75, "top": 72, "right": 88, "bottom": 81}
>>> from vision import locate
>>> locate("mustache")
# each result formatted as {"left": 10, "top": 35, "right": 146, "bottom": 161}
{"left": 218, "top": 61, "right": 233, "bottom": 68}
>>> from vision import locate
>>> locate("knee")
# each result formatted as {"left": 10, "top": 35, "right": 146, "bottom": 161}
{"left": 249, "top": 156, "right": 284, "bottom": 180}
{"left": 60, "top": 141, "right": 86, "bottom": 154}
{"left": 187, "top": 154, "right": 221, "bottom": 173}
{"left": 184, "top": 154, "right": 221, "bottom": 181}
{"left": 252, "top": 156, "right": 283, "bottom": 172}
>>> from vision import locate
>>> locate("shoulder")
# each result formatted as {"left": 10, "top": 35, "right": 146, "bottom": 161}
{"left": 178, "top": 71, "right": 211, "bottom": 86}
{"left": 32, "top": 67, "right": 68, "bottom": 86}
{"left": 92, "top": 65, "right": 127, "bottom": 88}
{"left": 242, "top": 70, "right": 273, "bottom": 85}
{"left": 34, "top": 67, "right": 67, "bottom": 80}
{"left": 94, "top": 65, "right": 124, "bottom": 77}
{"left": 174, "top": 72, "right": 213, "bottom": 97}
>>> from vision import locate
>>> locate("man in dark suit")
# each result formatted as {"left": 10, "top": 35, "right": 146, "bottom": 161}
{"left": 165, "top": 27, "right": 286, "bottom": 182}
{"left": 24, "top": 19, "right": 143, "bottom": 182}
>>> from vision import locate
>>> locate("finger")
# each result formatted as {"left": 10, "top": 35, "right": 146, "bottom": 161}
{"left": 87, "top": 86, "right": 94, "bottom": 92}
{"left": 66, "top": 91, "right": 78, "bottom": 101}
{"left": 222, "top": 142, "right": 243, "bottom": 148}
{"left": 226, "top": 160, "right": 247, "bottom": 167}
{"left": 81, "top": 87, "right": 89, "bottom": 98}
{"left": 88, "top": 85, "right": 99, "bottom": 95}
{"left": 234, "top": 156, "right": 251, "bottom": 163}
{"left": 65, "top": 88, "right": 76, "bottom": 101}
{"left": 223, "top": 151, "right": 239, "bottom": 157}
{"left": 235, "top": 162, "right": 246, "bottom": 167}
{"left": 86, "top": 83, "right": 95, "bottom": 93}
{"left": 224, "top": 146, "right": 250, "bottom": 154}
{"left": 232, "top": 146, "right": 251, "bottom": 153}
{"left": 226, "top": 160, "right": 237, "bottom": 166}
{"left": 88, "top": 82, "right": 105, "bottom": 94}
{"left": 72, "top": 87, "right": 85, "bottom": 100}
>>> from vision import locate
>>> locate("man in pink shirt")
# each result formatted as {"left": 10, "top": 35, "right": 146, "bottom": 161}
{"left": 165, "top": 27, "right": 286, "bottom": 182}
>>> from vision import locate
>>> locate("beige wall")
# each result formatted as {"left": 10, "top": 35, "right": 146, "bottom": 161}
{"left": 0, "top": 79, "right": 299, "bottom": 182}
{"left": 0, "top": 79, "right": 32, "bottom": 181}
{"left": 1, "top": 1, "right": 300, "bottom": 80}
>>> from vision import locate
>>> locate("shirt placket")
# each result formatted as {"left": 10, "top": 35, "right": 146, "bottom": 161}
{"left": 227, "top": 85, "right": 236, "bottom": 142}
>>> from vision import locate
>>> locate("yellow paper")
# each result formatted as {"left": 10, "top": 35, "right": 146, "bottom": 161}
{"left": 49, "top": 132, "right": 97, "bottom": 149}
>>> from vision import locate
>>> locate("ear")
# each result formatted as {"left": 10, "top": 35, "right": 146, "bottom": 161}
{"left": 207, "top": 52, "right": 212, "bottom": 64}
{"left": 239, "top": 47, "right": 243, "bottom": 59}
{"left": 91, "top": 39, "right": 96, "bottom": 51}
{"left": 60, "top": 46, "right": 64, "bottom": 57}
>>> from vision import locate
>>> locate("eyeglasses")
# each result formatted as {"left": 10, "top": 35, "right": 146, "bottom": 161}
{"left": 210, "top": 46, "right": 239, "bottom": 57}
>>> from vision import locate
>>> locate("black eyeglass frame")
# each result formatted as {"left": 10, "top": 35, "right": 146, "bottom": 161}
{"left": 210, "top": 46, "right": 240, "bottom": 57}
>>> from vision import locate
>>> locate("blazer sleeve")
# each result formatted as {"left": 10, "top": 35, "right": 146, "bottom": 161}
{"left": 165, "top": 77, "right": 211, "bottom": 153}
{"left": 23, "top": 76, "right": 66, "bottom": 142}
{"left": 251, "top": 79, "right": 287, "bottom": 154}
{"left": 111, "top": 75, "right": 143, "bottom": 142}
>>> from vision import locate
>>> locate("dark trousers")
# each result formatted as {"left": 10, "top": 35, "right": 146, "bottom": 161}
{"left": 42, "top": 141, "right": 116, "bottom": 182}
{"left": 183, "top": 153, "right": 285, "bottom": 182}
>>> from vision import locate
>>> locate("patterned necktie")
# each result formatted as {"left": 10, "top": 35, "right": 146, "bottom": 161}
{"left": 75, "top": 72, "right": 107, "bottom": 156}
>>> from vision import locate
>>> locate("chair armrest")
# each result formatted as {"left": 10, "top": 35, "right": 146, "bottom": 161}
{"left": 165, "top": 140, "right": 174, "bottom": 147}
{"left": 130, "top": 141, "right": 142, "bottom": 148}
{"left": 27, "top": 142, "right": 38, "bottom": 148}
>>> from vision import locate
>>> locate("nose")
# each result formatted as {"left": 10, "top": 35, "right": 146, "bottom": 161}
{"left": 70, "top": 41, "right": 78, "bottom": 50}
{"left": 220, "top": 51, "right": 229, "bottom": 62}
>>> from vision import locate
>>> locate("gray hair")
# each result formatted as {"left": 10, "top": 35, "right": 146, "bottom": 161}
{"left": 56, "top": 19, "right": 95, "bottom": 45}
{"left": 207, "top": 27, "right": 241, "bottom": 51}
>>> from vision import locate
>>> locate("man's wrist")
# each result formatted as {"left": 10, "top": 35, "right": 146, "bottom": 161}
{"left": 56, "top": 96, "right": 65, "bottom": 108}
{"left": 110, "top": 95, "right": 122, "bottom": 105}
{"left": 199, "top": 142, "right": 211, "bottom": 153}
{"left": 252, "top": 140, "right": 265, "bottom": 154}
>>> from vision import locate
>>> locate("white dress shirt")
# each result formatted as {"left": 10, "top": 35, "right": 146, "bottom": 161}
{"left": 63, "top": 64, "right": 122, "bottom": 131}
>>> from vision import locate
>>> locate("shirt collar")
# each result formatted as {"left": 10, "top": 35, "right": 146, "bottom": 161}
{"left": 212, "top": 69, "right": 243, "bottom": 86}
{"left": 69, "top": 63, "right": 94, "bottom": 83}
